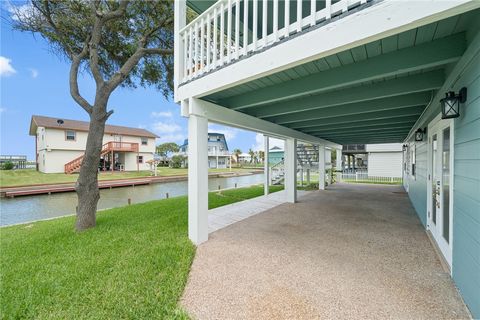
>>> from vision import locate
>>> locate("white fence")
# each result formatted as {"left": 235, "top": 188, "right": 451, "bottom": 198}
{"left": 338, "top": 170, "right": 402, "bottom": 184}
{"left": 179, "top": 0, "right": 369, "bottom": 82}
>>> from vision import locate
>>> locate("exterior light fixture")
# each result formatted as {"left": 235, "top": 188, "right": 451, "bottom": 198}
{"left": 441, "top": 87, "right": 467, "bottom": 119}
{"left": 402, "top": 144, "right": 408, "bottom": 151}
{"left": 415, "top": 128, "right": 426, "bottom": 142}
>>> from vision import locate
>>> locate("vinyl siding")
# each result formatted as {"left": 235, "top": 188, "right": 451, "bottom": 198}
{"left": 367, "top": 152, "right": 402, "bottom": 178}
{"left": 405, "top": 139, "right": 428, "bottom": 227}
{"left": 452, "top": 52, "right": 480, "bottom": 318}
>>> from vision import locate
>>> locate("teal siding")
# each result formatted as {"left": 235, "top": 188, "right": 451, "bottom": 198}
{"left": 452, "top": 52, "right": 480, "bottom": 318}
{"left": 268, "top": 151, "right": 284, "bottom": 165}
{"left": 406, "top": 140, "right": 428, "bottom": 226}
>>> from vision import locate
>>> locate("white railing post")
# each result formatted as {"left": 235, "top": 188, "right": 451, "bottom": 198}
{"left": 318, "top": 145, "right": 325, "bottom": 190}
{"left": 213, "top": 7, "right": 218, "bottom": 68}
{"left": 326, "top": 0, "right": 332, "bottom": 19}
{"left": 285, "top": 0, "right": 290, "bottom": 37}
{"left": 194, "top": 22, "right": 199, "bottom": 75}
{"left": 243, "top": 0, "right": 248, "bottom": 55}
{"left": 200, "top": 18, "right": 205, "bottom": 73}
{"left": 206, "top": 13, "right": 211, "bottom": 71}
{"left": 310, "top": 0, "right": 316, "bottom": 26}
{"left": 235, "top": 0, "right": 240, "bottom": 59}
{"left": 220, "top": 2, "right": 225, "bottom": 65}
{"left": 227, "top": 0, "right": 232, "bottom": 62}
{"left": 188, "top": 27, "right": 193, "bottom": 79}
{"left": 273, "top": 0, "right": 279, "bottom": 42}
{"left": 253, "top": 0, "right": 258, "bottom": 50}
{"left": 174, "top": 0, "right": 186, "bottom": 100}
{"left": 262, "top": 0, "right": 267, "bottom": 46}
{"left": 342, "top": 0, "right": 348, "bottom": 13}
{"left": 297, "top": 0, "right": 302, "bottom": 32}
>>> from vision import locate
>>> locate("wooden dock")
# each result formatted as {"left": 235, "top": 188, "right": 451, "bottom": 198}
{"left": 1, "top": 179, "right": 151, "bottom": 198}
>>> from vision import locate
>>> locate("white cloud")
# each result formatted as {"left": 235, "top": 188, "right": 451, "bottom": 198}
{"left": 208, "top": 124, "right": 238, "bottom": 141}
{"left": 151, "top": 111, "right": 172, "bottom": 118}
{"left": 157, "top": 134, "right": 186, "bottom": 144}
{"left": 0, "top": 107, "right": 6, "bottom": 114}
{"left": 252, "top": 133, "right": 284, "bottom": 151}
{"left": 29, "top": 68, "right": 39, "bottom": 78}
{"left": 0, "top": 56, "right": 16, "bottom": 77}
{"left": 152, "top": 121, "right": 181, "bottom": 134}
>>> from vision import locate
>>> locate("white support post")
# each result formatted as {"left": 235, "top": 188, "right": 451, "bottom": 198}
{"left": 187, "top": 101, "right": 209, "bottom": 245}
{"left": 336, "top": 149, "right": 342, "bottom": 171}
{"left": 173, "top": 0, "right": 186, "bottom": 101}
{"left": 285, "top": 138, "right": 297, "bottom": 203}
{"left": 318, "top": 145, "right": 325, "bottom": 190}
{"left": 306, "top": 168, "right": 310, "bottom": 185}
{"left": 264, "top": 135, "right": 270, "bottom": 195}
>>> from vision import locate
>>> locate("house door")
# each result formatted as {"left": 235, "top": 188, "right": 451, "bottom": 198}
{"left": 427, "top": 116, "right": 454, "bottom": 268}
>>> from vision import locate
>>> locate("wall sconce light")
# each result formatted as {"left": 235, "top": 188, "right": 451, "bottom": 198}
{"left": 441, "top": 87, "right": 467, "bottom": 119}
{"left": 415, "top": 128, "right": 426, "bottom": 142}
{"left": 402, "top": 144, "right": 408, "bottom": 151}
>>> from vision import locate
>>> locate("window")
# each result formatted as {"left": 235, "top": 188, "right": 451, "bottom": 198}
{"left": 141, "top": 137, "right": 148, "bottom": 146}
{"left": 65, "top": 130, "right": 76, "bottom": 141}
{"left": 137, "top": 156, "right": 144, "bottom": 164}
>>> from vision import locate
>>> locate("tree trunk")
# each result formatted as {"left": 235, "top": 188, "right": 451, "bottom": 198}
{"left": 75, "top": 103, "right": 108, "bottom": 231}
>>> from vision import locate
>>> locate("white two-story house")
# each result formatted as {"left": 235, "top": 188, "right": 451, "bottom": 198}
{"left": 174, "top": 0, "right": 480, "bottom": 316}
{"left": 29, "top": 115, "right": 158, "bottom": 173}
{"left": 178, "top": 132, "right": 232, "bottom": 168}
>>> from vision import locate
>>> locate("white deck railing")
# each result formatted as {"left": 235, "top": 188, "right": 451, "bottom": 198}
{"left": 179, "top": 0, "right": 368, "bottom": 83}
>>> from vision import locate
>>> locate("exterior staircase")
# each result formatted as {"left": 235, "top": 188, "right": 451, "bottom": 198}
{"left": 64, "top": 141, "right": 139, "bottom": 174}
{"left": 270, "top": 144, "right": 320, "bottom": 185}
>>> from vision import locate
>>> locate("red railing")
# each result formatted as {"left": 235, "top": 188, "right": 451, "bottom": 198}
{"left": 64, "top": 141, "right": 139, "bottom": 173}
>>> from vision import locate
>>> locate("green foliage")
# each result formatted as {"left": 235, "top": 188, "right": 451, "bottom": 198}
{"left": 0, "top": 161, "right": 14, "bottom": 170}
{"left": 1, "top": 185, "right": 283, "bottom": 319}
{"left": 170, "top": 155, "right": 185, "bottom": 169}
{"left": 156, "top": 142, "right": 180, "bottom": 157}
{"left": 11, "top": 0, "right": 174, "bottom": 96}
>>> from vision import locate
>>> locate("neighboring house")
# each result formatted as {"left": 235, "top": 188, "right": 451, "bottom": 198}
{"left": 175, "top": 1, "right": 480, "bottom": 316}
{"left": 366, "top": 143, "right": 403, "bottom": 178}
{"left": 0, "top": 155, "right": 27, "bottom": 169}
{"left": 178, "top": 132, "right": 231, "bottom": 169}
{"left": 29, "top": 115, "right": 158, "bottom": 173}
{"left": 236, "top": 153, "right": 252, "bottom": 163}
{"left": 268, "top": 146, "right": 284, "bottom": 165}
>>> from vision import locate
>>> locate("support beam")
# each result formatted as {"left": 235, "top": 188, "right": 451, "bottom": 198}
{"left": 182, "top": 97, "right": 341, "bottom": 149}
{"left": 234, "top": 70, "right": 444, "bottom": 114}
{"left": 264, "top": 135, "right": 269, "bottom": 195}
{"left": 309, "top": 124, "right": 414, "bottom": 136}
{"left": 269, "top": 92, "right": 431, "bottom": 125}
{"left": 219, "top": 33, "right": 465, "bottom": 108}
{"left": 187, "top": 106, "right": 209, "bottom": 245}
{"left": 288, "top": 105, "right": 425, "bottom": 129}
{"left": 285, "top": 138, "right": 297, "bottom": 203}
{"left": 318, "top": 145, "right": 325, "bottom": 190}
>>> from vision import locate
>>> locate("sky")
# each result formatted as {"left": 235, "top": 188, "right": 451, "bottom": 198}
{"left": 0, "top": 2, "right": 283, "bottom": 160}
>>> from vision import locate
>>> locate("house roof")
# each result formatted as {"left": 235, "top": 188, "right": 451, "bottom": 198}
{"left": 29, "top": 115, "right": 159, "bottom": 138}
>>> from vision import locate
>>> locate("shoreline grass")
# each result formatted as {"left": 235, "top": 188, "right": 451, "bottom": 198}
{"left": 0, "top": 185, "right": 283, "bottom": 319}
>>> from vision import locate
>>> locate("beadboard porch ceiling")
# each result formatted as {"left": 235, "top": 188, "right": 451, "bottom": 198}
{"left": 184, "top": 3, "right": 479, "bottom": 145}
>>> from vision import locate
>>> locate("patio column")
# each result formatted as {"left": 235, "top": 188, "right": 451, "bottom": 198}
{"left": 264, "top": 135, "right": 269, "bottom": 195}
{"left": 336, "top": 149, "right": 342, "bottom": 171}
{"left": 318, "top": 145, "right": 325, "bottom": 190}
{"left": 285, "top": 138, "right": 297, "bottom": 203}
{"left": 306, "top": 169, "right": 311, "bottom": 185}
{"left": 188, "top": 106, "right": 209, "bottom": 245}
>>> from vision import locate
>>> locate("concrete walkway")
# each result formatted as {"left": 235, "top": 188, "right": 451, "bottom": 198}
{"left": 208, "top": 190, "right": 311, "bottom": 233}
{"left": 182, "top": 183, "right": 470, "bottom": 319}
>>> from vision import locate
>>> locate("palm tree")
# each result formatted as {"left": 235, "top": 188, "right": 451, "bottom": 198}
{"left": 248, "top": 148, "right": 255, "bottom": 164}
{"left": 233, "top": 148, "right": 242, "bottom": 163}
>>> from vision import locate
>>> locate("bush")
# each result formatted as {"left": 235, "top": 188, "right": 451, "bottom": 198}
{"left": 170, "top": 155, "right": 185, "bottom": 168}
{"left": 1, "top": 161, "right": 14, "bottom": 170}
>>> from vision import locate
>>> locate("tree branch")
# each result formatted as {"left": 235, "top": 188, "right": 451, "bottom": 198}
{"left": 70, "top": 37, "right": 93, "bottom": 114}
{"left": 89, "top": 2, "right": 105, "bottom": 86}
{"left": 98, "top": 0, "right": 129, "bottom": 21}
{"left": 142, "top": 48, "right": 173, "bottom": 55}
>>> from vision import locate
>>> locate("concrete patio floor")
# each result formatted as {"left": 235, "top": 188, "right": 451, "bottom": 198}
{"left": 181, "top": 183, "right": 471, "bottom": 319}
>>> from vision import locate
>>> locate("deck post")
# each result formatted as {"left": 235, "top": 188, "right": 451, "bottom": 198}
{"left": 336, "top": 149, "right": 342, "bottom": 171}
{"left": 285, "top": 138, "right": 297, "bottom": 203}
{"left": 318, "top": 145, "right": 325, "bottom": 190}
{"left": 187, "top": 99, "right": 209, "bottom": 245}
{"left": 264, "top": 135, "right": 269, "bottom": 195}
{"left": 306, "top": 168, "right": 310, "bottom": 185}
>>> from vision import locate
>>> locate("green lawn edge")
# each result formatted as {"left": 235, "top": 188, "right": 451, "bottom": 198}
{"left": 0, "top": 184, "right": 283, "bottom": 319}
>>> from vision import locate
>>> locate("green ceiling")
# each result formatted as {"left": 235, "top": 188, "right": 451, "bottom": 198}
{"left": 185, "top": 3, "right": 479, "bottom": 145}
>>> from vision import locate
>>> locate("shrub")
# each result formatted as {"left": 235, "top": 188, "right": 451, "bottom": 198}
{"left": 1, "top": 161, "right": 14, "bottom": 170}
{"left": 170, "top": 155, "right": 185, "bottom": 168}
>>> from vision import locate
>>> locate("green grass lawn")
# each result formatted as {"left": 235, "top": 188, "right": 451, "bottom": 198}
{"left": 0, "top": 167, "right": 259, "bottom": 188}
{"left": 0, "top": 185, "right": 283, "bottom": 319}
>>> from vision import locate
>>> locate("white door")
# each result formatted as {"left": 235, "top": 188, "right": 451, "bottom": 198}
{"left": 427, "top": 116, "right": 454, "bottom": 268}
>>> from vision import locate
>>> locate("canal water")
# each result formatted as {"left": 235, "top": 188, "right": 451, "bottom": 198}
{"left": 0, "top": 173, "right": 265, "bottom": 227}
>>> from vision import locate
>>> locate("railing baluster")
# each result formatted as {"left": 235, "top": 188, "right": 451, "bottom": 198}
{"left": 285, "top": 0, "right": 290, "bottom": 36}
{"left": 262, "top": 0, "right": 267, "bottom": 46}
{"left": 342, "top": 0, "right": 348, "bottom": 13}
{"left": 213, "top": 7, "right": 218, "bottom": 68}
{"left": 188, "top": 27, "right": 193, "bottom": 79}
{"left": 183, "top": 32, "right": 188, "bottom": 81}
{"left": 297, "top": 0, "right": 302, "bottom": 32}
{"left": 243, "top": 0, "right": 248, "bottom": 55}
{"left": 227, "top": 0, "right": 232, "bottom": 62}
{"left": 310, "top": 0, "right": 316, "bottom": 26}
{"left": 200, "top": 18, "right": 204, "bottom": 73}
{"left": 194, "top": 22, "right": 199, "bottom": 76}
{"left": 206, "top": 13, "right": 211, "bottom": 71}
{"left": 326, "top": 0, "right": 331, "bottom": 19}
{"left": 273, "top": 0, "right": 278, "bottom": 42}
{"left": 253, "top": 0, "right": 258, "bottom": 50}
{"left": 235, "top": 0, "right": 240, "bottom": 59}
{"left": 220, "top": 2, "right": 225, "bottom": 65}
